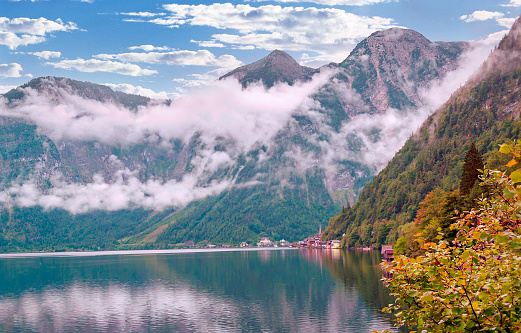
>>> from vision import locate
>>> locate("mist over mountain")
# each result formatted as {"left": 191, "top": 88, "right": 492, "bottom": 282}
{"left": 0, "top": 27, "right": 484, "bottom": 250}
{"left": 322, "top": 15, "right": 521, "bottom": 248}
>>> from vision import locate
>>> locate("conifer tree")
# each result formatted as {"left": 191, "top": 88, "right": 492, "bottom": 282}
{"left": 459, "top": 142, "right": 484, "bottom": 196}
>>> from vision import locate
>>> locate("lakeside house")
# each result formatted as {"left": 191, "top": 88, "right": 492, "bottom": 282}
{"left": 257, "top": 237, "right": 273, "bottom": 247}
{"left": 331, "top": 240, "right": 341, "bottom": 249}
{"left": 381, "top": 245, "right": 394, "bottom": 262}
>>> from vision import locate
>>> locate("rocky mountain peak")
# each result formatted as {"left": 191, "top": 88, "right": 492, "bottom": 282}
{"left": 336, "top": 27, "right": 468, "bottom": 113}
{"left": 219, "top": 50, "right": 319, "bottom": 88}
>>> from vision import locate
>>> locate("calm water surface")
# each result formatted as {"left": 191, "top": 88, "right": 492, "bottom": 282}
{"left": 0, "top": 248, "right": 404, "bottom": 332}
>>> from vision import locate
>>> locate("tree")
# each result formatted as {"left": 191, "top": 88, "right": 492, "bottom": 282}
{"left": 380, "top": 141, "right": 521, "bottom": 333}
{"left": 459, "top": 142, "right": 484, "bottom": 196}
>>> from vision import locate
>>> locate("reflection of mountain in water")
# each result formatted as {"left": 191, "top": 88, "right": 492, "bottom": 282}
{"left": 0, "top": 250, "right": 401, "bottom": 332}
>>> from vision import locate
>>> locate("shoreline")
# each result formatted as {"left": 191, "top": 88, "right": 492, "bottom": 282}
{"left": 0, "top": 246, "right": 298, "bottom": 259}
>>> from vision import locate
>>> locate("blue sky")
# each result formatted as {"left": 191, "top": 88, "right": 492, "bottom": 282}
{"left": 1, "top": 0, "right": 521, "bottom": 98}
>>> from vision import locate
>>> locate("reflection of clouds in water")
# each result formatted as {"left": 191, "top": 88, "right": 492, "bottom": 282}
{"left": 0, "top": 278, "right": 398, "bottom": 332}
{"left": 0, "top": 281, "right": 243, "bottom": 332}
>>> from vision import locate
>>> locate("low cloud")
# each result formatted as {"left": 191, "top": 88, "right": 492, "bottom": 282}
{"left": 0, "top": 63, "right": 23, "bottom": 77}
{"left": 0, "top": 70, "right": 334, "bottom": 213}
{"left": 0, "top": 170, "right": 231, "bottom": 214}
{"left": 0, "top": 17, "right": 77, "bottom": 49}
{"left": 48, "top": 59, "right": 157, "bottom": 76}
{"left": 460, "top": 10, "right": 504, "bottom": 23}
{"left": 1, "top": 69, "right": 333, "bottom": 148}
{"left": 105, "top": 83, "right": 179, "bottom": 100}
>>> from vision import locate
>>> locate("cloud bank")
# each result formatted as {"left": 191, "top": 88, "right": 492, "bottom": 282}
{"left": 0, "top": 37, "right": 496, "bottom": 213}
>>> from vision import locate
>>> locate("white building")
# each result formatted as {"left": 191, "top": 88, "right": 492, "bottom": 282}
{"left": 257, "top": 237, "right": 273, "bottom": 247}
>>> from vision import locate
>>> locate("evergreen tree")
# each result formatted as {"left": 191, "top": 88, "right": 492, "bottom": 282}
{"left": 459, "top": 142, "right": 484, "bottom": 196}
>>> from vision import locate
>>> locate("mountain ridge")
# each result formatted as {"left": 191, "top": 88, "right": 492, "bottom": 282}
{"left": 0, "top": 26, "right": 474, "bottom": 251}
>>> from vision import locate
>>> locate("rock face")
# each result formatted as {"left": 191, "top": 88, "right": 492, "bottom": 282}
{"left": 333, "top": 28, "right": 468, "bottom": 115}
{"left": 219, "top": 50, "right": 319, "bottom": 88}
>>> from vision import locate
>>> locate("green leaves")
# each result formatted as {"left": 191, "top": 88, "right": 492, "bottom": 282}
{"left": 510, "top": 169, "right": 521, "bottom": 184}
{"left": 499, "top": 144, "right": 512, "bottom": 154}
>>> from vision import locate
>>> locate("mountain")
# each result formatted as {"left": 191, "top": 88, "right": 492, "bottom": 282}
{"left": 321, "top": 17, "right": 521, "bottom": 248}
{"left": 219, "top": 50, "right": 319, "bottom": 88}
{"left": 4, "top": 76, "right": 152, "bottom": 110}
{"left": 0, "top": 28, "right": 471, "bottom": 251}
{"left": 337, "top": 28, "right": 467, "bottom": 113}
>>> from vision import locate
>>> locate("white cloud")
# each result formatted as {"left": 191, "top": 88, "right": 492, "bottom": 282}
{"left": 191, "top": 40, "right": 225, "bottom": 48}
{"left": 0, "top": 32, "right": 45, "bottom": 50}
{"left": 0, "top": 17, "right": 77, "bottom": 49}
{"left": 501, "top": 0, "right": 521, "bottom": 7}
{"left": 477, "top": 29, "right": 510, "bottom": 46}
{"left": 29, "top": 50, "right": 61, "bottom": 59}
{"left": 497, "top": 17, "right": 517, "bottom": 28}
{"left": 0, "top": 85, "right": 17, "bottom": 94}
{"left": 134, "top": 4, "right": 397, "bottom": 64}
{"left": 0, "top": 171, "right": 231, "bottom": 213}
{"left": 0, "top": 17, "right": 77, "bottom": 36}
{"left": 460, "top": 10, "right": 504, "bottom": 23}
{"left": 0, "top": 70, "right": 332, "bottom": 148}
{"left": 48, "top": 59, "right": 157, "bottom": 76}
{"left": 95, "top": 50, "right": 242, "bottom": 68}
{"left": 119, "top": 12, "right": 166, "bottom": 17}
{"left": 253, "top": 0, "right": 396, "bottom": 5}
{"left": 0, "top": 63, "right": 23, "bottom": 77}
{"left": 128, "top": 45, "right": 171, "bottom": 52}
{"left": 104, "top": 83, "right": 179, "bottom": 100}
{"left": 172, "top": 68, "right": 231, "bottom": 93}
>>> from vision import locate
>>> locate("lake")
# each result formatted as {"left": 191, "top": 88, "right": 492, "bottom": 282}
{"left": 0, "top": 248, "right": 404, "bottom": 332}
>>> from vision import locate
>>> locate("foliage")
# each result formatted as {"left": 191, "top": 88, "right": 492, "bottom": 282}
{"left": 0, "top": 207, "right": 170, "bottom": 252}
{"left": 394, "top": 188, "right": 466, "bottom": 257}
{"left": 380, "top": 141, "right": 521, "bottom": 332}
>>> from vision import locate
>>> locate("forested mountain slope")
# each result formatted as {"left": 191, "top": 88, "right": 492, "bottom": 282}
{"left": 322, "top": 16, "right": 521, "bottom": 248}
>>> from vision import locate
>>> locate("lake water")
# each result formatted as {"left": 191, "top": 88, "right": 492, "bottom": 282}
{"left": 0, "top": 248, "right": 404, "bottom": 332}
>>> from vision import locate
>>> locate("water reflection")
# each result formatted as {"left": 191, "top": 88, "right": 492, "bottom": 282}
{"left": 0, "top": 249, "right": 402, "bottom": 332}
